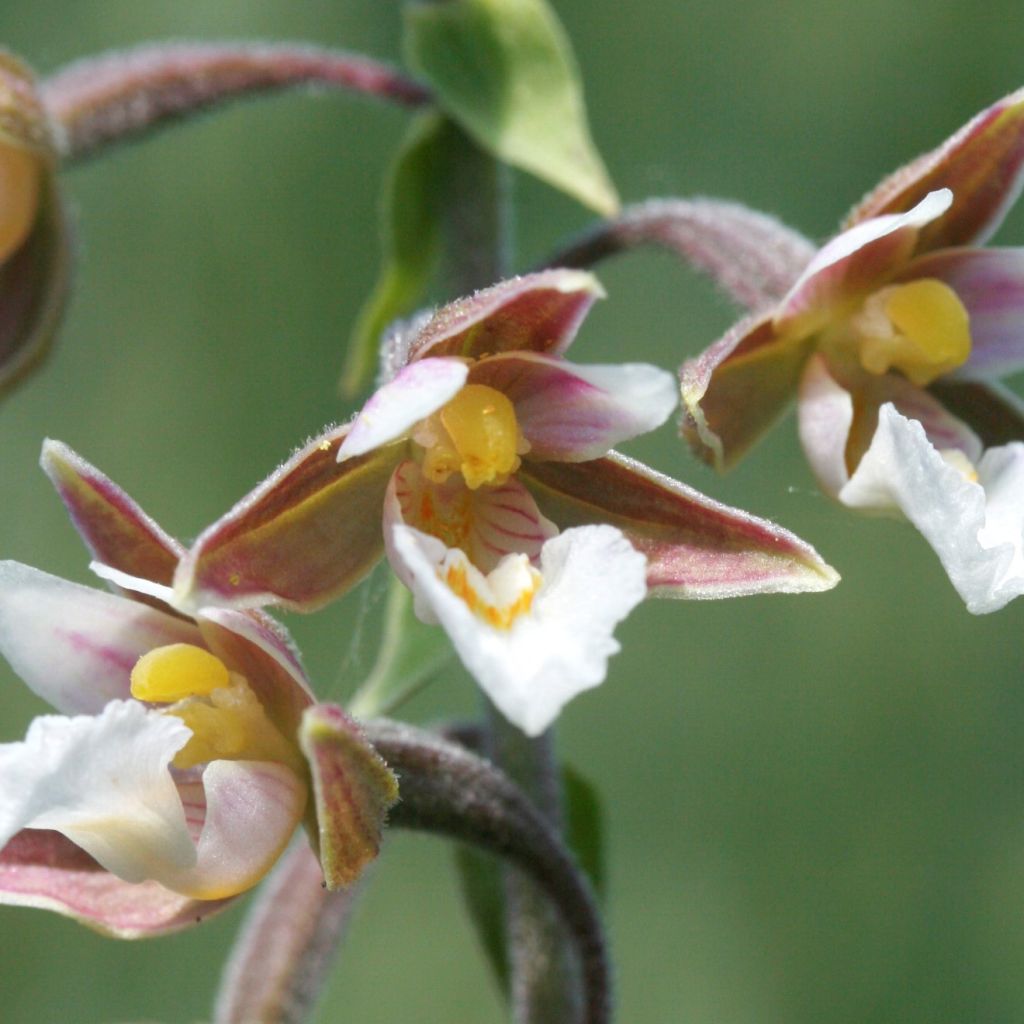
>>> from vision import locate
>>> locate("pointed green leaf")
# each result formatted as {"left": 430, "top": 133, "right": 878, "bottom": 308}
{"left": 348, "top": 576, "right": 455, "bottom": 719}
{"left": 340, "top": 111, "right": 446, "bottom": 397}
{"left": 405, "top": 0, "right": 619, "bottom": 216}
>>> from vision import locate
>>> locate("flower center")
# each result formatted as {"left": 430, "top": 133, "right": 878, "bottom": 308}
{"left": 850, "top": 278, "right": 971, "bottom": 386}
{"left": 417, "top": 384, "right": 529, "bottom": 490}
{"left": 0, "top": 139, "right": 40, "bottom": 264}
{"left": 130, "top": 643, "right": 299, "bottom": 771}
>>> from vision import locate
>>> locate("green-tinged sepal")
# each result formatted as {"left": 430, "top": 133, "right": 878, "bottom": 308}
{"left": 348, "top": 575, "right": 455, "bottom": 719}
{"left": 405, "top": 0, "right": 619, "bottom": 216}
{"left": 299, "top": 704, "right": 399, "bottom": 889}
{"left": 340, "top": 112, "right": 446, "bottom": 397}
{"left": 0, "top": 52, "right": 70, "bottom": 398}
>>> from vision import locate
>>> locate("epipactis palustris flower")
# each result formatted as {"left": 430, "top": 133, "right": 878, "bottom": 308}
{"left": 681, "top": 87, "right": 1024, "bottom": 613}
{"left": 0, "top": 52, "right": 70, "bottom": 397}
{"left": 171, "top": 271, "right": 838, "bottom": 736}
{"left": 0, "top": 442, "right": 396, "bottom": 937}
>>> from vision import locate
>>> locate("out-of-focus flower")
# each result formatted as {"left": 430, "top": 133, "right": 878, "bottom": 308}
{"left": 681, "top": 87, "right": 1024, "bottom": 612}
{"left": 0, "top": 53, "right": 70, "bottom": 397}
{"left": 0, "top": 442, "right": 396, "bottom": 937}
{"left": 173, "top": 271, "right": 838, "bottom": 736}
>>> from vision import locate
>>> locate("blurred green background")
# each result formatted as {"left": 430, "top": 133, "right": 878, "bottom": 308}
{"left": 1, "top": 2, "right": 1024, "bottom": 1021}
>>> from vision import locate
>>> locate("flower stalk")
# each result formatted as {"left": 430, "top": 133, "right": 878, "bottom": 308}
{"left": 365, "top": 719, "right": 610, "bottom": 1024}
{"left": 42, "top": 42, "right": 432, "bottom": 163}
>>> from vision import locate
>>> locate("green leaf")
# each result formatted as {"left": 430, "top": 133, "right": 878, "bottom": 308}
{"left": 339, "top": 111, "right": 446, "bottom": 397}
{"left": 563, "top": 763, "right": 605, "bottom": 901}
{"left": 454, "top": 845, "right": 510, "bottom": 997}
{"left": 405, "top": 0, "right": 619, "bottom": 216}
{"left": 347, "top": 575, "right": 455, "bottom": 719}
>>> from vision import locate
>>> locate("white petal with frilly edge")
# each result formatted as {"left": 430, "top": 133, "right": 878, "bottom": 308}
{"left": 0, "top": 562, "right": 201, "bottom": 715}
{"left": 0, "top": 701, "right": 196, "bottom": 882}
{"left": 840, "top": 404, "right": 1024, "bottom": 613}
{"left": 0, "top": 699, "right": 307, "bottom": 899}
{"left": 337, "top": 357, "right": 469, "bottom": 461}
{"left": 391, "top": 523, "right": 647, "bottom": 735}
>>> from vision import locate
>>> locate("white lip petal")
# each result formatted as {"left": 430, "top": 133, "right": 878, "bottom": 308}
{"left": 0, "top": 700, "right": 196, "bottom": 882}
{"left": 337, "top": 357, "right": 469, "bottom": 461}
{"left": 391, "top": 523, "right": 647, "bottom": 735}
{"left": 0, "top": 561, "right": 202, "bottom": 714}
{"left": 839, "top": 404, "right": 1024, "bottom": 613}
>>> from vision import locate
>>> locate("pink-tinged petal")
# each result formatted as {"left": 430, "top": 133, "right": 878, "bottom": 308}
{"left": 798, "top": 355, "right": 984, "bottom": 500}
{"left": 840, "top": 405, "right": 1024, "bottom": 613}
{"left": 337, "top": 358, "right": 468, "bottom": 461}
{"left": 163, "top": 759, "right": 307, "bottom": 900}
{"left": 929, "top": 378, "right": 1024, "bottom": 448}
{"left": 390, "top": 524, "right": 647, "bottom": 735}
{"left": 0, "top": 701, "right": 196, "bottom": 883}
{"left": 897, "top": 247, "right": 1024, "bottom": 377}
{"left": 0, "top": 562, "right": 201, "bottom": 714}
{"left": 407, "top": 269, "right": 604, "bottom": 363}
{"left": 775, "top": 190, "right": 952, "bottom": 337}
{"left": 680, "top": 312, "right": 813, "bottom": 469}
{"left": 40, "top": 439, "right": 183, "bottom": 590}
{"left": 384, "top": 460, "right": 557, "bottom": 575}
{"left": 298, "top": 704, "right": 398, "bottom": 889}
{"left": 174, "top": 426, "right": 402, "bottom": 612}
{"left": 796, "top": 355, "right": 856, "bottom": 500}
{"left": 0, "top": 830, "right": 232, "bottom": 938}
{"left": 214, "top": 840, "right": 361, "bottom": 1022}
{"left": 470, "top": 351, "right": 677, "bottom": 461}
{"left": 198, "top": 608, "right": 313, "bottom": 740}
{"left": 520, "top": 453, "right": 839, "bottom": 597}
{"left": 846, "top": 86, "right": 1024, "bottom": 248}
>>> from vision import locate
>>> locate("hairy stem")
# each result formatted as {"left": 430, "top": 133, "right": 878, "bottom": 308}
{"left": 366, "top": 719, "right": 610, "bottom": 1024}
{"left": 42, "top": 42, "right": 431, "bottom": 163}
{"left": 537, "top": 197, "right": 815, "bottom": 311}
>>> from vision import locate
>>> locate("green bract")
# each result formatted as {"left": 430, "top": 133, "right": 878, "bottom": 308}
{"left": 405, "top": 0, "right": 619, "bottom": 216}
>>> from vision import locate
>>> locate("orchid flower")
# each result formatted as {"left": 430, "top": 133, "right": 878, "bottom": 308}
{"left": 681, "top": 87, "right": 1024, "bottom": 613}
{"left": 0, "top": 442, "right": 396, "bottom": 937}
{"left": 172, "top": 270, "right": 838, "bottom": 737}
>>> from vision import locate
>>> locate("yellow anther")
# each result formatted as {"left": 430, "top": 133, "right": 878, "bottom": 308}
{"left": 432, "top": 384, "right": 527, "bottom": 490}
{"left": 130, "top": 644, "right": 230, "bottom": 704}
{"left": 0, "top": 139, "right": 40, "bottom": 265}
{"left": 167, "top": 676, "right": 301, "bottom": 771}
{"left": 855, "top": 278, "right": 971, "bottom": 386}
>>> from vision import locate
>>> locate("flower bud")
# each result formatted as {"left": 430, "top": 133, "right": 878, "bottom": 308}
{"left": 0, "top": 52, "right": 70, "bottom": 398}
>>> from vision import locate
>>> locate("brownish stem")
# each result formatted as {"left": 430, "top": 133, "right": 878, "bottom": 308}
{"left": 367, "top": 719, "right": 610, "bottom": 1024}
{"left": 42, "top": 42, "right": 431, "bottom": 163}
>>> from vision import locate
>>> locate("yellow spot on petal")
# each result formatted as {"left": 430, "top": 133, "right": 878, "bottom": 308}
{"left": 443, "top": 554, "right": 541, "bottom": 630}
{"left": 854, "top": 278, "right": 971, "bottom": 386}
{"left": 130, "top": 643, "right": 230, "bottom": 703}
{"left": 0, "top": 139, "right": 40, "bottom": 265}
{"left": 939, "top": 447, "right": 979, "bottom": 483}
